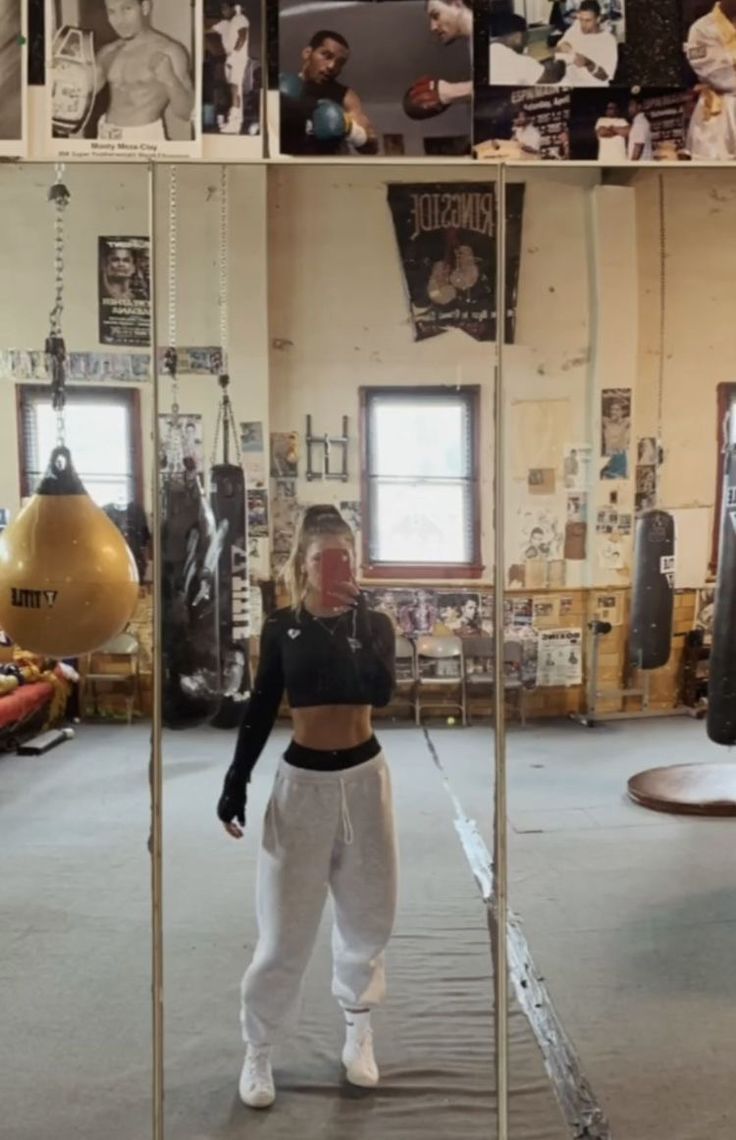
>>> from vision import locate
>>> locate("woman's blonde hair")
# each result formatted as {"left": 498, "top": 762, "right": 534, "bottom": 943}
{"left": 282, "top": 504, "right": 355, "bottom": 608}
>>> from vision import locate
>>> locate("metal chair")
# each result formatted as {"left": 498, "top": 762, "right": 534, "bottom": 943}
{"left": 82, "top": 632, "right": 141, "bottom": 725}
{"left": 394, "top": 635, "right": 417, "bottom": 719}
{"left": 414, "top": 635, "right": 466, "bottom": 726}
{"left": 463, "top": 636, "right": 529, "bottom": 727}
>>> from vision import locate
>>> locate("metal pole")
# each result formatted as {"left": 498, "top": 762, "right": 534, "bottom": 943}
{"left": 493, "top": 166, "right": 509, "bottom": 1140}
{"left": 148, "top": 161, "right": 165, "bottom": 1140}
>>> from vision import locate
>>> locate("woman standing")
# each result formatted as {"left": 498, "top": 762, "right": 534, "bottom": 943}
{"left": 217, "top": 505, "right": 397, "bottom": 1109}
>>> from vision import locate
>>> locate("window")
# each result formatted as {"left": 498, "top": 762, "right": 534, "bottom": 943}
{"left": 17, "top": 385, "right": 143, "bottom": 508}
{"left": 360, "top": 386, "right": 481, "bottom": 579}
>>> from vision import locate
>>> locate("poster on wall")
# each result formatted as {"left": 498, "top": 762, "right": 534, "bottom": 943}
{"left": 0, "top": 0, "right": 26, "bottom": 157}
{"left": 683, "top": 0, "right": 736, "bottom": 161}
{"left": 600, "top": 387, "right": 631, "bottom": 480}
{"left": 477, "top": 0, "right": 626, "bottom": 90}
{"left": 247, "top": 488, "right": 268, "bottom": 537}
{"left": 240, "top": 420, "right": 266, "bottom": 487}
{"left": 270, "top": 431, "right": 299, "bottom": 478}
{"left": 435, "top": 592, "right": 482, "bottom": 636}
{"left": 45, "top": 0, "right": 203, "bottom": 160}
{"left": 0, "top": 507, "right": 9, "bottom": 533}
{"left": 158, "top": 413, "right": 205, "bottom": 477}
{"left": 203, "top": 0, "right": 261, "bottom": 146}
{"left": 0, "top": 348, "right": 150, "bottom": 381}
{"left": 386, "top": 182, "right": 524, "bottom": 343}
{"left": 536, "top": 628, "right": 583, "bottom": 688}
{"left": 98, "top": 237, "right": 151, "bottom": 347}
{"left": 474, "top": 86, "right": 571, "bottom": 161}
{"left": 569, "top": 88, "right": 690, "bottom": 162}
{"left": 276, "top": 0, "right": 471, "bottom": 159}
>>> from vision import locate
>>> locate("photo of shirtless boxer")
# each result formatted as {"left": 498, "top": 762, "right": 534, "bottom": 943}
{"left": 50, "top": 0, "right": 196, "bottom": 144}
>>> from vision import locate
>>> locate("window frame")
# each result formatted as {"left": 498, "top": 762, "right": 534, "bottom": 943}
{"left": 359, "top": 385, "right": 482, "bottom": 581}
{"left": 15, "top": 383, "right": 145, "bottom": 507}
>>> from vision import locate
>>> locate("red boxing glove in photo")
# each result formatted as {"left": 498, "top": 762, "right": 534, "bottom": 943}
{"left": 403, "top": 76, "right": 448, "bottom": 121}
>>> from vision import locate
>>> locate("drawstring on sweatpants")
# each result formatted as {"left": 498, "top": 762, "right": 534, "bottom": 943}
{"left": 339, "top": 778, "right": 354, "bottom": 845}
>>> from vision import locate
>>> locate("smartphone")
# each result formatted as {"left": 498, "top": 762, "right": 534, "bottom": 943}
{"left": 321, "top": 547, "right": 352, "bottom": 608}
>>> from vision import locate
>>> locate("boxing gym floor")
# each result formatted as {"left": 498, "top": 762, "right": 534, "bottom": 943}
{"left": 1, "top": 718, "right": 734, "bottom": 1140}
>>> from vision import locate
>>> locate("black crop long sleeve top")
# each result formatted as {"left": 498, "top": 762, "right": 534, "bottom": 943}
{"left": 217, "top": 597, "right": 395, "bottom": 825}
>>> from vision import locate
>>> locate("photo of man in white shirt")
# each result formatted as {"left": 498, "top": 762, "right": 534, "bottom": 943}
{"left": 627, "top": 95, "right": 652, "bottom": 160}
{"left": 489, "top": 12, "right": 565, "bottom": 86}
{"left": 512, "top": 108, "right": 542, "bottom": 157}
{"left": 210, "top": 1, "right": 250, "bottom": 133}
{"left": 595, "top": 99, "right": 628, "bottom": 160}
{"left": 556, "top": 0, "right": 618, "bottom": 86}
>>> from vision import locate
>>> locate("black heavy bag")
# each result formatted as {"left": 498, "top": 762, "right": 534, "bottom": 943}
{"left": 629, "top": 509, "right": 675, "bottom": 671}
{"left": 707, "top": 445, "right": 736, "bottom": 744}
{"left": 161, "top": 474, "right": 223, "bottom": 729}
{"left": 209, "top": 462, "right": 251, "bottom": 729}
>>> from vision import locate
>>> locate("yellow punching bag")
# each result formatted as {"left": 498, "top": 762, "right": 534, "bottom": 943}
{"left": 0, "top": 446, "right": 139, "bottom": 657}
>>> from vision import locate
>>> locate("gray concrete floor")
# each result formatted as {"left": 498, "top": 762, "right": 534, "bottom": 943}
{"left": 2, "top": 716, "right": 734, "bottom": 1139}
{"left": 436, "top": 716, "right": 736, "bottom": 1140}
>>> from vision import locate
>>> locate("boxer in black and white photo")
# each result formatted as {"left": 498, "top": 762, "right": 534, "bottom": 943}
{"left": 51, "top": 0, "right": 195, "bottom": 141}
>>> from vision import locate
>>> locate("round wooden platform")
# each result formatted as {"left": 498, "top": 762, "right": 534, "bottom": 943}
{"left": 627, "top": 763, "right": 736, "bottom": 816}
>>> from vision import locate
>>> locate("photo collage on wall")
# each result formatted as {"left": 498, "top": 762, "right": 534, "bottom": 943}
{"left": 10, "top": 0, "right": 736, "bottom": 162}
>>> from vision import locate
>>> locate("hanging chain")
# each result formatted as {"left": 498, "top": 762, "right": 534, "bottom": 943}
{"left": 657, "top": 174, "right": 666, "bottom": 448}
{"left": 48, "top": 163, "right": 70, "bottom": 447}
{"left": 211, "top": 166, "right": 241, "bottom": 467}
{"left": 218, "top": 164, "right": 229, "bottom": 371}
{"left": 163, "top": 165, "right": 184, "bottom": 475}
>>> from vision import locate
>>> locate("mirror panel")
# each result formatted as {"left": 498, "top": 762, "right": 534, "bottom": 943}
{"left": 0, "top": 162, "right": 153, "bottom": 1140}
{"left": 502, "top": 165, "right": 736, "bottom": 1140}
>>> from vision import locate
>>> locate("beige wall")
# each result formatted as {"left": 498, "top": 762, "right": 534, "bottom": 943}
{"left": 634, "top": 169, "right": 736, "bottom": 585}
{"left": 153, "top": 164, "right": 270, "bottom": 575}
{"left": 267, "top": 165, "right": 605, "bottom": 588}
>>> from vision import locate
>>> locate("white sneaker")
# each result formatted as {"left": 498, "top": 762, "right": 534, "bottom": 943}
{"left": 342, "top": 1011, "right": 379, "bottom": 1088}
{"left": 238, "top": 1045, "right": 275, "bottom": 1108}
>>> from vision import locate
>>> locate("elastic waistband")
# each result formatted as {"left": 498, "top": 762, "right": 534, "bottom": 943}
{"left": 281, "top": 735, "right": 383, "bottom": 781}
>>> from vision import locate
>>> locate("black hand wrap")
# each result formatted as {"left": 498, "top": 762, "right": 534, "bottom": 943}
{"left": 217, "top": 765, "right": 247, "bottom": 827}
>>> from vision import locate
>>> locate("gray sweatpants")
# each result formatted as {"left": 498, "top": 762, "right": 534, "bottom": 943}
{"left": 241, "top": 751, "right": 398, "bottom": 1047}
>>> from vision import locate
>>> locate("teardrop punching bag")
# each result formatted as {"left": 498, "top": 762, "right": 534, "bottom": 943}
{"left": 0, "top": 447, "right": 139, "bottom": 656}
{"left": 707, "top": 439, "right": 736, "bottom": 744}
{"left": 629, "top": 509, "right": 675, "bottom": 671}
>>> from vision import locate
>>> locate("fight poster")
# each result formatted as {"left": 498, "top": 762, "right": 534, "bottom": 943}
{"left": 98, "top": 237, "right": 151, "bottom": 347}
{"left": 387, "top": 183, "right": 523, "bottom": 343}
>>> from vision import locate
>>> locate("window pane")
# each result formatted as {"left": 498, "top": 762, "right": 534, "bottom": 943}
{"left": 373, "top": 480, "right": 469, "bottom": 563}
{"left": 33, "top": 399, "right": 131, "bottom": 506}
{"left": 371, "top": 399, "right": 467, "bottom": 478}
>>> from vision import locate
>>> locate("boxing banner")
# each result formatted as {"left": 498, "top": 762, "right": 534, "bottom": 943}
{"left": 99, "top": 237, "right": 151, "bottom": 347}
{"left": 386, "top": 183, "right": 524, "bottom": 343}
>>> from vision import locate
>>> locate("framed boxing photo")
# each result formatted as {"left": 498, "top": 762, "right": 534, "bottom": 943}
{"left": 0, "top": 0, "right": 27, "bottom": 158}
{"left": 275, "top": 0, "right": 472, "bottom": 158}
{"left": 202, "top": 0, "right": 263, "bottom": 160}
{"left": 44, "top": 0, "right": 204, "bottom": 160}
{"left": 480, "top": 0, "right": 627, "bottom": 90}
{"left": 681, "top": 0, "right": 736, "bottom": 161}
